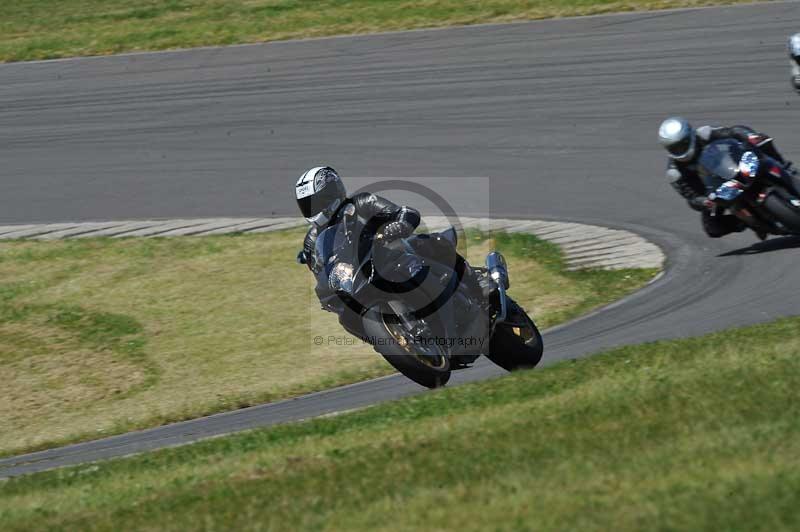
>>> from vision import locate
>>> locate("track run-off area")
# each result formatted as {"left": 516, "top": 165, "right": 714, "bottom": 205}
{"left": 1, "top": 1, "right": 799, "bottom": 476}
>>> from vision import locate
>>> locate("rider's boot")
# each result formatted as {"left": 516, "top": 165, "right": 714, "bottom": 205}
{"left": 477, "top": 273, "right": 501, "bottom": 311}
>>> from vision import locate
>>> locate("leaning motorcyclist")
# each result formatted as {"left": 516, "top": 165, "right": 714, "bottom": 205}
{"left": 789, "top": 33, "right": 800, "bottom": 93}
{"left": 657, "top": 117, "right": 788, "bottom": 239}
{"left": 294, "top": 166, "right": 497, "bottom": 305}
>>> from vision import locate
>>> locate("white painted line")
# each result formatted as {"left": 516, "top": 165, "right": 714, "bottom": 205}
{"left": 0, "top": 224, "right": 80, "bottom": 239}
{"left": 71, "top": 221, "right": 163, "bottom": 238}
{"left": 566, "top": 241, "right": 661, "bottom": 259}
{"left": 0, "top": 225, "right": 41, "bottom": 237}
{"left": 194, "top": 218, "right": 294, "bottom": 236}
{"left": 154, "top": 218, "right": 259, "bottom": 237}
{"left": 506, "top": 221, "right": 556, "bottom": 233}
{"left": 112, "top": 220, "right": 212, "bottom": 238}
{"left": 503, "top": 220, "right": 540, "bottom": 232}
{"left": 244, "top": 220, "right": 305, "bottom": 233}
{"left": 557, "top": 235, "right": 644, "bottom": 251}
{"left": 567, "top": 247, "right": 662, "bottom": 266}
{"left": 539, "top": 228, "right": 626, "bottom": 244}
{"left": 32, "top": 222, "right": 127, "bottom": 240}
{"left": 568, "top": 253, "right": 664, "bottom": 270}
{"left": 524, "top": 222, "right": 576, "bottom": 234}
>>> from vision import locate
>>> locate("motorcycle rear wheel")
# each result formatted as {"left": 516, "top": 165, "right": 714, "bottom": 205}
{"left": 362, "top": 304, "right": 451, "bottom": 389}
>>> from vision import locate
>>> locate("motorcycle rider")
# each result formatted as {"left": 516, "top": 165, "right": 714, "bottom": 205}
{"left": 658, "top": 117, "right": 788, "bottom": 239}
{"left": 294, "top": 166, "right": 497, "bottom": 306}
{"left": 790, "top": 33, "right": 800, "bottom": 93}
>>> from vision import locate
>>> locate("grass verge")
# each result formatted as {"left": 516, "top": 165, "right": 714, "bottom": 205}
{"left": 0, "top": 228, "right": 655, "bottom": 457}
{"left": 1, "top": 315, "right": 798, "bottom": 530}
{"left": 1, "top": 0, "right": 768, "bottom": 63}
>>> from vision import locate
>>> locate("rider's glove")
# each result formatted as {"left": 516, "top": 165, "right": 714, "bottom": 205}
{"left": 376, "top": 220, "right": 414, "bottom": 244}
{"left": 747, "top": 134, "right": 772, "bottom": 148}
{"left": 687, "top": 195, "right": 711, "bottom": 211}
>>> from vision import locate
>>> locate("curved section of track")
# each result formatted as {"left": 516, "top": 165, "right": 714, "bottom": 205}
{"left": 1, "top": 1, "right": 800, "bottom": 476}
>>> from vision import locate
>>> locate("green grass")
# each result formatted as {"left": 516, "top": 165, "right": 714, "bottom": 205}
{"left": 0, "top": 228, "right": 655, "bottom": 457}
{"left": 2, "top": 315, "right": 798, "bottom": 531}
{"left": 0, "top": 0, "right": 767, "bottom": 63}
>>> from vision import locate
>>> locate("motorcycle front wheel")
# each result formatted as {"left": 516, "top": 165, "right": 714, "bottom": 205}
{"left": 764, "top": 191, "right": 800, "bottom": 233}
{"left": 362, "top": 304, "right": 451, "bottom": 388}
{"left": 486, "top": 298, "right": 544, "bottom": 372}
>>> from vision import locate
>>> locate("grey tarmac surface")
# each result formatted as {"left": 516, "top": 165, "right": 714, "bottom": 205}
{"left": 2, "top": 1, "right": 800, "bottom": 477}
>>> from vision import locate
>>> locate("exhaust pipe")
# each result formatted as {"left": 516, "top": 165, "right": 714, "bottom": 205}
{"left": 485, "top": 252, "right": 510, "bottom": 324}
{"left": 485, "top": 251, "right": 509, "bottom": 289}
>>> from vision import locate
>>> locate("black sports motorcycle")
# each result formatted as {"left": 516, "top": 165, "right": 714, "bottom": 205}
{"left": 305, "top": 206, "right": 543, "bottom": 388}
{"left": 699, "top": 138, "right": 800, "bottom": 236}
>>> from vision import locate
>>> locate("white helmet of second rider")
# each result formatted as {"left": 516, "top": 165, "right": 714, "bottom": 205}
{"left": 789, "top": 33, "right": 800, "bottom": 61}
{"left": 658, "top": 117, "right": 697, "bottom": 162}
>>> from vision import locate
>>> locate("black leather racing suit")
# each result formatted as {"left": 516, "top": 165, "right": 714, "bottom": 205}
{"left": 300, "top": 192, "right": 421, "bottom": 274}
{"left": 666, "top": 125, "right": 787, "bottom": 238}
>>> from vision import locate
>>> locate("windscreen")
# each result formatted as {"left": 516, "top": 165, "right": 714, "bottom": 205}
{"left": 697, "top": 139, "right": 746, "bottom": 190}
{"left": 314, "top": 223, "right": 348, "bottom": 272}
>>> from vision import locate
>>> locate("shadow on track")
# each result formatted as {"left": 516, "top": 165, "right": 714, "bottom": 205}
{"left": 718, "top": 235, "right": 800, "bottom": 257}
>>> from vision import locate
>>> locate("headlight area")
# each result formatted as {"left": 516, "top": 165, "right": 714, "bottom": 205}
{"left": 329, "top": 262, "right": 355, "bottom": 293}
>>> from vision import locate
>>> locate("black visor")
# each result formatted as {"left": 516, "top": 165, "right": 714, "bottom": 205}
{"left": 668, "top": 136, "right": 692, "bottom": 157}
{"left": 297, "top": 183, "right": 341, "bottom": 219}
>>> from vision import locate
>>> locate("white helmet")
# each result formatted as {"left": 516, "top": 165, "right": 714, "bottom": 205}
{"left": 658, "top": 117, "right": 697, "bottom": 162}
{"left": 789, "top": 33, "right": 800, "bottom": 61}
{"left": 295, "top": 166, "right": 346, "bottom": 226}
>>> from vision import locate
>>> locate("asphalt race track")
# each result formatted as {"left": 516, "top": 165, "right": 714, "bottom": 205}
{"left": 2, "top": 1, "right": 800, "bottom": 477}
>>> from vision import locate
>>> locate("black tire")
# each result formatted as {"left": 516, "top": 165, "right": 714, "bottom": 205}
{"left": 486, "top": 299, "right": 544, "bottom": 372}
{"left": 765, "top": 191, "right": 800, "bottom": 233}
{"left": 362, "top": 305, "right": 451, "bottom": 388}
